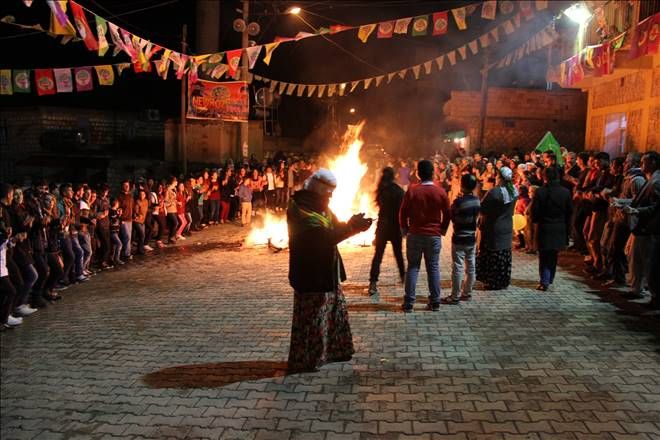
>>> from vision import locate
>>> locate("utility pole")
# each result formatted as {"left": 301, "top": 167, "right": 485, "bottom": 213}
{"left": 240, "top": 0, "right": 249, "bottom": 160}
{"left": 477, "top": 48, "right": 490, "bottom": 151}
{"left": 180, "top": 23, "right": 188, "bottom": 175}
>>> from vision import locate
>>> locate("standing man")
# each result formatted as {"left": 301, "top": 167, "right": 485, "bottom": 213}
{"left": 399, "top": 160, "right": 450, "bottom": 312}
{"left": 117, "top": 180, "right": 134, "bottom": 261}
{"left": 532, "top": 167, "right": 573, "bottom": 291}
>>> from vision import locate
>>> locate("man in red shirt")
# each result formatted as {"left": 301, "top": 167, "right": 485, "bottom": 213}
{"left": 399, "top": 160, "right": 451, "bottom": 312}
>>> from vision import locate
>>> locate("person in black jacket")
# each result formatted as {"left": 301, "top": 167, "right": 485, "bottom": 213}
{"left": 368, "top": 167, "right": 405, "bottom": 297}
{"left": 532, "top": 166, "right": 573, "bottom": 291}
{"left": 287, "top": 169, "right": 371, "bottom": 373}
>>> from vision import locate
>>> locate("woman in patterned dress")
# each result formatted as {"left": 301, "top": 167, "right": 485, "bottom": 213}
{"left": 286, "top": 169, "right": 372, "bottom": 373}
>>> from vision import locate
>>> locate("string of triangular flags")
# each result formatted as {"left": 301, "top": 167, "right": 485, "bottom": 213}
{"left": 241, "top": 14, "right": 541, "bottom": 99}
{"left": 2, "top": 0, "right": 550, "bottom": 85}
{"left": 487, "top": 23, "right": 558, "bottom": 71}
{"left": 0, "top": 62, "right": 135, "bottom": 96}
{"left": 556, "top": 11, "right": 659, "bottom": 88}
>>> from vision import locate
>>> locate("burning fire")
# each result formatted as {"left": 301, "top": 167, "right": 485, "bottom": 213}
{"left": 247, "top": 121, "right": 376, "bottom": 248}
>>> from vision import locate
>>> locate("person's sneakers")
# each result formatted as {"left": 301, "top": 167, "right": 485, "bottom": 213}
{"left": 115, "top": 259, "right": 125, "bottom": 266}
{"left": 402, "top": 304, "right": 413, "bottom": 313}
{"left": 7, "top": 315, "right": 23, "bottom": 326}
{"left": 368, "top": 282, "right": 379, "bottom": 296}
{"left": 536, "top": 284, "right": 549, "bottom": 291}
{"left": 76, "top": 275, "right": 89, "bottom": 283}
{"left": 16, "top": 304, "right": 37, "bottom": 316}
{"left": 144, "top": 245, "right": 154, "bottom": 252}
{"left": 425, "top": 302, "right": 441, "bottom": 311}
{"left": 440, "top": 297, "right": 459, "bottom": 305}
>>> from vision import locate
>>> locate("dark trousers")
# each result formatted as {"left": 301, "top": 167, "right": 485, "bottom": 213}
{"left": 166, "top": 213, "right": 179, "bottom": 240}
{"left": 605, "top": 222, "right": 630, "bottom": 283}
{"left": 33, "top": 252, "right": 49, "bottom": 297}
{"left": 96, "top": 224, "right": 111, "bottom": 264}
{"left": 59, "top": 235, "right": 74, "bottom": 283}
{"left": 144, "top": 213, "right": 153, "bottom": 245}
{"left": 538, "top": 249, "right": 558, "bottom": 287}
{"left": 369, "top": 232, "right": 405, "bottom": 283}
{"left": 46, "top": 253, "right": 64, "bottom": 292}
{"left": 572, "top": 203, "right": 590, "bottom": 252}
{"left": 6, "top": 253, "right": 26, "bottom": 308}
{"left": 649, "top": 236, "right": 659, "bottom": 308}
{"left": 153, "top": 214, "right": 166, "bottom": 241}
{"left": 0, "top": 276, "right": 18, "bottom": 325}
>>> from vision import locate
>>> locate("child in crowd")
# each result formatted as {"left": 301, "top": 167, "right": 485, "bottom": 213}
{"left": 237, "top": 177, "right": 253, "bottom": 227}
{"left": 524, "top": 185, "right": 538, "bottom": 254}
{"left": 515, "top": 185, "right": 530, "bottom": 249}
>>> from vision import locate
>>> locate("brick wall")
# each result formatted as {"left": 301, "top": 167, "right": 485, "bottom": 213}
{"left": 652, "top": 66, "right": 660, "bottom": 98}
{"left": 592, "top": 71, "right": 647, "bottom": 109}
{"left": 649, "top": 105, "right": 660, "bottom": 149}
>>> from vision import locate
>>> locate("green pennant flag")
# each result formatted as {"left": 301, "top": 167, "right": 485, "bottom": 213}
{"left": 411, "top": 15, "right": 429, "bottom": 36}
{"left": 12, "top": 69, "right": 31, "bottom": 93}
{"left": 535, "top": 131, "right": 564, "bottom": 165}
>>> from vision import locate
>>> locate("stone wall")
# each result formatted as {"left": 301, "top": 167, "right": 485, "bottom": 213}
{"left": 592, "top": 71, "right": 647, "bottom": 109}
{"left": 648, "top": 104, "right": 660, "bottom": 149}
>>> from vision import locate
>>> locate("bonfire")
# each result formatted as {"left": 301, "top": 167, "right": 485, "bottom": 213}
{"left": 246, "top": 121, "right": 377, "bottom": 249}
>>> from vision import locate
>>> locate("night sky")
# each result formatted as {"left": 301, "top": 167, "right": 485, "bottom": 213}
{"left": 0, "top": 0, "right": 573, "bottom": 155}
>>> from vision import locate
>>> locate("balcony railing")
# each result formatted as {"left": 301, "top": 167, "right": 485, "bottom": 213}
{"left": 639, "top": 0, "right": 660, "bottom": 21}
{"left": 586, "top": 0, "right": 635, "bottom": 46}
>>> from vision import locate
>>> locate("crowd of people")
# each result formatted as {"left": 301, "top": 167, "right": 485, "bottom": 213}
{"left": 0, "top": 156, "right": 319, "bottom": 331}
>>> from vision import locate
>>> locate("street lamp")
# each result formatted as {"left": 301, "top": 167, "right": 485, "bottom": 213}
{"left": 288, "top": 6, "right": 301, "bottom": 15}
{"left": 563, "top": 3, "right": 591, "bottom": 24}
{"left": 349, "top": 108, "right": 356, "bottom": 114}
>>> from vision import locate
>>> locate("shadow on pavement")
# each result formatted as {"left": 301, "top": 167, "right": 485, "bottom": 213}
{"left": 348, "top": 303, "right": 403, "bottom": 313}
{"left": 143, "top": 361, "right": 289, "bottom": 389}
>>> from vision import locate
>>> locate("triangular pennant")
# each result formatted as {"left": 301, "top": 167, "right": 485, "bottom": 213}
{"left": 269, "top": 80, "right": 278, "bottom": 92}
{"left": 423, "top": 61, "right": 432, "bottom": 74}
{"left": 350, "top": 81, "right": 359, "bottom": 92}
{"left": 412, "top": 65, "right": 421, "bottom": 79}
{"left": 432, "top": 11, "right": 449, "bottom": 36}
{"left": 307, "top": 84, "right": 317, "bottom": 97}
{"left": 53, "top": 68, "right": 73, "bottom": 93}
{"left": 535, "top": 0, "right": 548, "bottom": 10}
{"left": 394, "top": 17, "right": 412, "bottom": 34}
{"left": 505, "top": 53, "right": 513, "bottom": 65}
{"left": 70, "top": 1, "right": 98, "bottom": 50}
{"left": 513, "top": 13, "right": 521, "bottom": 28}
{"left": 245, "top": 46, "right": 262, "bottom": 69}
{"left": 153, "top": 59, "right": 170, "bottom": 79}
{"left": 466, "top": 4, "right": 479, "bottom": 15}
{"left": 357, "top": 23, "right": 377, "bottom": 43}
{"left": 377, "top": 21, "right": 395, "bottom": 38}
{"left": 294, "top": 32, "right": 315, "bottom": 40}
{"left": 297, "top": 84, "right": 306, "bottom": 97}
{"left": 226, "top": 49, "right": 243, "bottom": 77}
{"left": 364, "top": 77, "right": 374, "bottom": 89}
{"left": 327, "top": 84, "right": 337, "bottom": 97}
{"left": 447, "top": 51, "right": 457, "bottom": 65}
{"left": 452, "top": 7, "right": 467, "bottom": 30}
{"left": 107, "top": 22, "right": 125, "bottom": 56}
{"left": 457, "top": 45, "right": 467, "bottom": 60}
{"left": 94, "top": 65, "right": 114, "bottom": 85}
{"left": 482, "top": 0, "right": 497, "bottom": 20}
{"left": 411, "top": 16, "right": 429, "bottom": 36}
{"left": 74, "top": 66, "right": 93, "bottom": 92}
{"left": 338, "top": 83, "right": 346, "bottom": 96}
{"left": 503, "top": 19, "right": 515, "bottom": 35}
{"left": 263, "top": 42, "right": 280, "bottom": 65}
{"left": 397, "top": 69, "right": 407, "bottom": 79}
{"left": 285, "top": 83, "right": 296, "bottom": 96}
{"left": 116, "top": 62, "right": 131, "bottom": 76}
{"left": 0, "top": 70, "right": 13, "bottom": 95}
{"left": 519, "top": 1, "right": 534, "bottom": 19}
{"left": 435, "top": 55, "right": 445, "bottom": 70}
{"left": 48, "top": 0, "right": 76, "bottom": 36}
{"left": 490, "top": 27, "right": 500, "bottom": 42}
{"left": 12, "top": 69, "right": 30, "bottom": 93}
{"left": 119, "top": 29, "right": 137, "bottom": 60}
{"left": 278, "top": 82, "right": 287, "bottom": 95}
{"left": 468, "top": 40, "right": 479, "bottom": 55}
{"left": 387, "top": 72, "right": 396, "bottom": 83}
{"left": 35, "top": 69, "right": 56, "bottom": 95}
{"left": 479, "top": 33, "right": 490, "bottom": 48}
{"left": 375, "top": 75, "right": 384, "bottom": 87}
{"left": 330, "top": 24, "right": 352, "bottom": 34}
{"left": 317, "top": 84, "right": 326, "bottom": 98}
{"left": 95, "top": 16, "right": 108, "bottom": 56}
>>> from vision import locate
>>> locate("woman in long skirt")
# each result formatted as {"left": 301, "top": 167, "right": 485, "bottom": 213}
{"left": 287, "top": 169, "right": 372, "bottom": 372}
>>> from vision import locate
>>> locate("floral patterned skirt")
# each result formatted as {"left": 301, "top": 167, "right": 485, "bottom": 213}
{"left": 476, "top": 248, "right": 512, "bottom": 290}
{"left": 287, "top": 287, "right": 354, "bottom": 372}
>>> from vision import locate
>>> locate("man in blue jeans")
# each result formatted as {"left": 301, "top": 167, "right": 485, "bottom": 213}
{"left": 399, "top": 160, "right": 450, "bottom": 312}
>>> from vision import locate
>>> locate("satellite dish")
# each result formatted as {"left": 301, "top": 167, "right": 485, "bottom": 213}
{"left": 247, "top": 22, "right": 260, "bottom": 36}
{"left": 233, "top": 18, "right": 246, "bottom": 32}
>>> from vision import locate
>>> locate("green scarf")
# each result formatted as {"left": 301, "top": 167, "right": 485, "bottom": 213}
{"left": 288, "top": 199, "right": 333, "bottom": 235}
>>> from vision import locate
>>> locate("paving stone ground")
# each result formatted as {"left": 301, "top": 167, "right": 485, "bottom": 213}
{"left": 1, "top": 221, "right": 660, "bottom": 440}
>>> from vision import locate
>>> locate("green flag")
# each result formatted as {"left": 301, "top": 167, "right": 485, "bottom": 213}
{"left": 411, "top": 15, "right": 429, "bottom": 36}
{"left": 535, "top": 131, "right": 564, "bottom": 165}
{"left": 13, "top": 69, "right": 31, "bottom": 93}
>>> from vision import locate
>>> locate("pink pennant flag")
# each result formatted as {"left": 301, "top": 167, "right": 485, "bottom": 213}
{"left": 74, "top": 67, "right": 93, "bottom": 92}
{"left": 53, "top": 68, "right": 73, "bottom": 93}
{"left": 245, "top": 46, "right": 262, "bottom": 69}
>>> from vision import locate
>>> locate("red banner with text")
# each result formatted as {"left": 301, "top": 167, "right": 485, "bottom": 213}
{"left": 187, "top": 79, "right": 249, "bottom": 122}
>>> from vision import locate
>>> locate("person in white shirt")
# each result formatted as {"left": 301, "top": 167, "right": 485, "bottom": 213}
{"left": 264, "top": 166, "right": 277, "bottom": 212}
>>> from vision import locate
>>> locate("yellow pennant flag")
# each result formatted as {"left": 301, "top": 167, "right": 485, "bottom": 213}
{"left": 48, "top": 0, "right": 76, "bottom": 36}
{"left": 263, "top": 42, "right": 280, "bottom": 65}
{"left": 452, "top": 7, "right": 467, "bottom": 30}
{"left": 94, "top": 65, "right": 115, "bottom": 85}
{"left": 357, "top": 24, "right": 377, "bottom": 43}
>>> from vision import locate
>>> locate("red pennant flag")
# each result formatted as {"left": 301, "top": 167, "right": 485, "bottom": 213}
{"left": 70, "top": 1, "right": 98, "bottom": 51}
{"left": 629, "top": 12, "right": 660, "bottom": 60}
{"left": 377, "top": 21, "right": 394, "bottom": 38}
{"left": 432, "top": 12, "right": 449, "bottom": 36}
{"left": 330, "top": 24, "right": 352, "bottom": 34}
{"left": 226, "top": 49, "right": 243, "bottom": 77}
{"left": 74, "top": 67, "right": 93, "bottom": 91}
{"left": 35, "top": 69, "right": 56, "bottom": 96}
{"left": 519, "top": 1, "right": 534, "bottom": 19}
{"left": 593, "top": 44, "right": 613, "bottom": 77}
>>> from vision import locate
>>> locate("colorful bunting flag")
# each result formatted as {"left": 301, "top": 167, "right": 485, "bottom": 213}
{"left": 447, "top": 51, "right": 457, "bottom": 65}
{"left": 452, "top": 7, "right": 467, "bottom": 30}
{"left": 53, "top": 68, "right": 73, "bottom": 93}
{"left": 70, "top": 1, "right": 98, "bottom": 51}
{"left": 263, "top": 42, "right": 279, "bottom": 65}
{"left": 278, "top": 82, "right": 287, "bottom": 95}
{"left": 294, "top": 32, "right": 315, "bottom": 40}
{"left": 503, "top": 20, "right": 515, "bottom": 35}
{"left": 210, "top": 63, "right": 228, "bottom": 79}
{"left": 12, "top": 70, "right": 30, "bottom": 93}
{"left": 482, "top": 0, "right": 497, "bottom": 20}
{"left": 536, "top": 0, "right": 548, "bottom": 10}
{"left": 350, "top": 81, "right": 359, "bottom": 92}
{"left": 394, "top": 17, "right": 412, "bottom": 34}
{"left": 48, "top": 0, "right": 76, "bottom": 37}
{"left": 423, "top": 61, "right": 432, "bottom": 74}
{"left": 245, "top": 46, "right": 261, "bottom": 69}
{"left": 306, "top": 85, "right": 316, "bottom": 97}
{"left": 387, "top": 72, "right": 396, "bottom": 83}
{"left": 285, "top": 83, "right": 296, "bottom": 95}
{"left": 269, "top": 80, "right": 278, "bottom": 92}
{"left": 0, "top": 70, "right": 12, "bottom": 95}
{"left": 411, "top": 16, "right": 429, "bottom": 36}
{"left": 328, "top": 84, "right": 337, "bottom": 97}
{"left": 357, "top": 24, "right": 377, "bottom": 43}
{"left": 397, "top": 69, "right": 407, "bottom": 79}
{"left": 490, "top": 27, "right": 500, "bottom": 42}
{"left": 377, "top": 21, "right": 394, "bottom": 38}
{"left": 317, "top": 84, "right": 326, "bottom": 98}
{"left": 119, "top": 29, "right": 137, "bottom": 60}
{"left": 468, "top": 40, "right": 479, "bottom": 55}
{"left": 107, "top": 22, "right": 125, "bottom": 56}
{"left": 479, "top": 34, "right": 490, "bottom": 48}
{"left": 226, "top": 49, "right": 242, "bottom": 77}
{"left": 432, "top": 12, "right": 449, "bottom": 36}
{"left": 330, "top": 24, "right": 352, "bottom": 34}
{"left": 412, "top": 65, "right": 421, "bottom": 79}
{"left": 593, "top": 43, "right": 613, "bottom": 77}
{"left": 296, "top": 85, "right": 306, "bottom": 97}
{"left": 457, "top": 45, "right": 468, "bottom": 60}
{"left": 35, "top": 69, "right": 56, "bottom": 95}
{"left": 94, "top": 65, "right": 114, "bottom": 85}
{"left": 499, "top": 0, "right": 514, "bottom": 14}
{"left": 629, "top": 13, "right": 660, "bottom": 60}
{"left": 375, "top": 76, "right": 384, "bottom": 87}
{"left": 74, "top": 67, "right": 93, "bottom": 91}
{"left": 435, "top": 55, "right": 445, "bottom": 70}
{"left": 95, "top": 15, "right": 108, "bottom": 56}
{"left": 519, "top": 1, "right": 534, "bottom": 19}
{"left": 513, "top": 13, "right": 521, "bottom": 28}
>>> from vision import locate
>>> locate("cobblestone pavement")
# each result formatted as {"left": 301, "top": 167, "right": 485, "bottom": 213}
{"left": 2, "top": 221, "right": 660, "bottom": 440}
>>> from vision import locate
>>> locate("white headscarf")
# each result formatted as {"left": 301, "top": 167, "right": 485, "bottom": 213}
{"left": 498, "top": 166, "right": 518, "bottom": 204}
{"left": 304, "top": 169, "right": 337, "bottom": 196}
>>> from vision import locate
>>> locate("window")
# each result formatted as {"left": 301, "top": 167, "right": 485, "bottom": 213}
{"left": 603, "top": 113, "right": 626, "bottom": 157}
